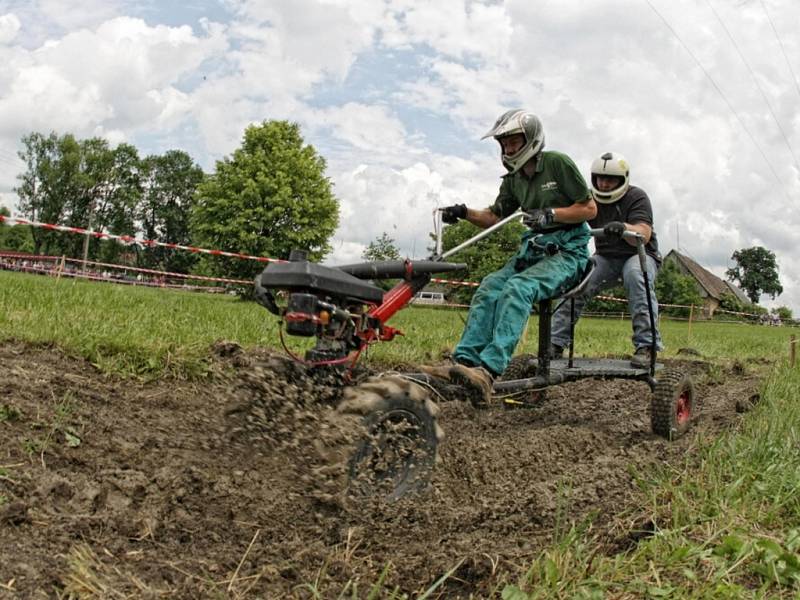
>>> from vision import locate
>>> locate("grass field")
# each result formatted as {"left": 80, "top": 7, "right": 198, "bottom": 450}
{"left": 0, "top": 270, "right": 794, "bottom": 378}
{"left": 3, "top": 269, "right": 800, "bottom": 597}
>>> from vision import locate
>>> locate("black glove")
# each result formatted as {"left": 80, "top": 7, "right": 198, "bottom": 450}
{"left": 522, "top": 208, "right": 555, "bottom": 231}
{"left": 603, "top": 221, "right": 626, "bottom": 238}
{"left": 440, "top": 204, "right": 468, "bottom": 224}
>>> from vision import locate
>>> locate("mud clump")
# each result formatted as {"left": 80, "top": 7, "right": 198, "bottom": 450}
{"left": 224, "top": 357, "right": 342, "bottom": 450}
{"left": 0, "top": 343, "right": 760, "bottom": 597}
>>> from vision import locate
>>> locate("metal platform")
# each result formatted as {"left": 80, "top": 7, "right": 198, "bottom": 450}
{"left": 492, "top": 358, "right": 663, "bottom": 393}
{"left": 549, "top": 357, "right": 661, "bottom": 375}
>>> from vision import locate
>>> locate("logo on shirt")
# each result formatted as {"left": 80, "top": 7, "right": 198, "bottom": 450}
{"left": 540, "top": 181, "right": 558, "bottom": 192}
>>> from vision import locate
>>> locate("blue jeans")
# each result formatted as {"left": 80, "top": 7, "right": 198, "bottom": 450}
{"left": 551, "top": 253, "right": 663, "bottom": 351}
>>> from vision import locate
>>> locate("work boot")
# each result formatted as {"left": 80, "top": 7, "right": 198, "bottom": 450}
{"left": 549, "top": 344, "right": 564, "bottom": 359}
{"left": 421, "top": 363, "right": 495, "bottom": 407}
{"left": 630, "top": 347, "right": 653, "bottom": 368}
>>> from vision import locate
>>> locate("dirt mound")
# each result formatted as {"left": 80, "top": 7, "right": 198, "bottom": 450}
{"left": 0, "top": 342, "right": 759, "bottom": 598}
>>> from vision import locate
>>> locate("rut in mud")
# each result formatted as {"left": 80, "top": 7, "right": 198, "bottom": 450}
{"left": 0, "top": 341, "right": 760, "bottom": 598}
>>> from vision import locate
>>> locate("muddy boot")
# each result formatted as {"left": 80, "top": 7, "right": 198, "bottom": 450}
{"left": 421, "top": 363, "right": 495, "bottom": 408}
{"left": 630, "top": 347, "right": 653, "bottom": 368}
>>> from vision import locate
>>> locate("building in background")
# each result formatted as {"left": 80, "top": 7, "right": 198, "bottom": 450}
{"left": 663, "top": 250, "right": 751, "bottom": 317}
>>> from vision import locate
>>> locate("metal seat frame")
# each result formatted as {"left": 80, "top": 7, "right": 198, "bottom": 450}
{"left": 535, "top": 257, "right": 596, "bottom": 375}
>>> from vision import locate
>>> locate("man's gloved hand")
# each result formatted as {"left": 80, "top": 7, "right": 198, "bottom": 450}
{"left": 522, "top": 208, "right": 555, "bottom": 231}
{"left": 440, "top": 204, "right": 468, "bottom": 224}
{"left": 603, "top": 221, "right": 627, "bottom": 238}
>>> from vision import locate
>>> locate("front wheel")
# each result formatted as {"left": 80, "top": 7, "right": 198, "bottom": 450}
{"left": 338, "top": 376, "right": 443, "bottom": 501}
{"left": 651, "top": 369, "right": 698, "bottom": 439}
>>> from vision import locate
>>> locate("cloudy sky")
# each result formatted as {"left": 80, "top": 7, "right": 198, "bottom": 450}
{"left": 0, "top": 0, "right": 798, "bottom": 312}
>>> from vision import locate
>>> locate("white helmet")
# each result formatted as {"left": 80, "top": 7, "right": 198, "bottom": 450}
{"left": 482, "top": 109, "right": 545, "bottom": 174}
{"left": 590, "top": 152, "right": 630, "bottom": 204}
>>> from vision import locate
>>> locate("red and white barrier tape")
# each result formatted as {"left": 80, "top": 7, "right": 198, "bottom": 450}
{"left": 0, "top": 252, "right": 251, "bottom": 285}
{"left": 431, "top": 277, "right": 479, "bottom": 287}
{"left": 0, "top": 215, "right": 285, "bottom": 264}
{"left": 0, "top": 261, "right": 227, "bottom": 292}
{"left": 0, "top": 217, "right": 774, "bottom": 319}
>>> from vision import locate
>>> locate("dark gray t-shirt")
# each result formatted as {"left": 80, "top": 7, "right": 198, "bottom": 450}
{"left": 591, "top": 185, "right": 661, "bottom": 263}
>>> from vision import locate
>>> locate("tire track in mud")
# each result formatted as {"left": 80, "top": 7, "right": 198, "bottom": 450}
{"left": 0, "top": 342, "right": 759, "bottom": 597}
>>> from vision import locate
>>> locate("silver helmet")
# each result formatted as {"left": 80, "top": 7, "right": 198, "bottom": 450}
{"left": 483, "top": 109, "right": 545, "bottom": 174}
{"left": 590, "top": 151, "right": 630, "bottom": 204}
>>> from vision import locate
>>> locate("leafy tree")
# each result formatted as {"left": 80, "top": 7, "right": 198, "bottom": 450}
{"left": 773, "top": 306, "right": 792, "bottom": 321}
{"left": 138, "top": 150, "right": 203, "bottom": 272}
{"left": 16, "top": 132, "right": 82, "bottom": 255}
{"left": 362, "top": 232, "right": 401, "bottom": 262}
{"left": 362, "top": 232, "right": 402, "bottom": 291}
{"left": 15, "top": 133, "right": 144, "bottom": 261}
{"left": 88, "top": 143, "right": 142, "bottom": 264}
{"left": 655, "top": 260, "right": 704, "bottom": 317}
{"left": 583, "top": 284, "right": 628, "bottom": 315}
{"left": 0, "top": 206, "right": 34, "bottom": 252}
{"left": 437, "top": 218, "right": 526, "bottom": 304}
{"left": 191, "top": 120, "right": 339, "bottom": 280}
{"left": 716, "top": 291, "right": 765, "bottom": 321}
{"left": 725, "top": 246, "right": 783, "bottom": 303}
{"left": 69, "top": 139, "right": 144, "bottom": 263}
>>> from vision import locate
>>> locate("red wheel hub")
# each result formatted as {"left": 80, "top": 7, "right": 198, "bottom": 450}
{"left": 675, "top": 390, "right": 692, "bottom": 424}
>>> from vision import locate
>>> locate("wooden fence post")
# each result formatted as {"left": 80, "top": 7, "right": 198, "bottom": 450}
{"left": 56, "top": 255, "right": 65, "bottom": 280}
{"left": 687, "top": 304, "right": 694, "bottom": 343}
{"left": 791, "top": 334, "right": 796, "bottom": 368}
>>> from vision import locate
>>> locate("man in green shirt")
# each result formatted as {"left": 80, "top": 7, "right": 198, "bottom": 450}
{"left": 424, "top": 109, "right": 596, "bottom": 405}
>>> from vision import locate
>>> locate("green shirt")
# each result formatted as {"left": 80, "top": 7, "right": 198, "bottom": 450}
{"left": 489, "top": 151, "right": 591, "bottom": 218}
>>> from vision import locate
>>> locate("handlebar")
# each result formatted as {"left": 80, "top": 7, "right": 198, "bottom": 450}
{"left": 588, "top": 227, "right": 644, "bottom": 241}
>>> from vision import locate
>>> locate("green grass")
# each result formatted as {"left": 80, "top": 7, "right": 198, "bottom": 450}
{"left": 0, "top": 270, "right": 793, "bottom": 377}
{"left": 0, "top": 270, "right": 274, "bottom": 377}
{"left": 504, "top": 364, "right": 800, "bottom": 598}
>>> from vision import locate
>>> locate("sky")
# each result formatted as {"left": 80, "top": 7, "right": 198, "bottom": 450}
{"left": 0, "top": 0, "right": 798, "bottom": 313}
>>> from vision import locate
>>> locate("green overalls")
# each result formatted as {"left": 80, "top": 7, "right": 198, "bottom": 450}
{"left": 452, "top": 151, "right": 592, "bottom": 375}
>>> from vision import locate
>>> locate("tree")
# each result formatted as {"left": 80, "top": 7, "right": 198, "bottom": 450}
{"left": 0, "top": 206, "right": 34, "bottom": 252}
{"left": 725, "top": 247, "right": 783, "bottom": 303}
{"left": 362, "top": 232, "right": 402, "bottom": 290}
{"left": 14, "top": 133, "right": 144, "bottom": 260}
{"left": 362, "top": 232, "right": 401, "bottom": 261}
{"left": 84, "top": 142, "right": 142, "bottom": 265}
{"left": 437, "top": 218, "right": 527, "bottom": 304}
{"left": 655, "top": 260, "right": 704, "bottom": 317}
{"left": 718, "top": 291, "right": 766, "bottom": 321}
{"left": 191, "top": 120, "right": 339, "bottom": 280}
{"left": 15, "top": 132, "right": 82, "bottom": 255}
{"left": 583, "top": 284, "right": 628, "bottom": 315}
{"left": 773, "top": 306, "right": 793, "bottom": 321}
{"left": 138, "top": 150, "right": 203, "bottom": 272}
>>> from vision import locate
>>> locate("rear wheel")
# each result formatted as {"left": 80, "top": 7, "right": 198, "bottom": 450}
{"left": 337, "top": 376, "right": 443, "bottom": 501}
{"left": 651, "top": 369, "right": 697, "bottom": 439}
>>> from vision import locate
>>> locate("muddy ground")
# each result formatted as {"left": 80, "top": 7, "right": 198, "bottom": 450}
{"left": 0, "top": 341, "right": 761, "bottom": 598}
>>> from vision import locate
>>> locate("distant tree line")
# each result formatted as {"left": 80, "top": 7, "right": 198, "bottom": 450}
{"left": 3, "top": 121, "right": 339, "bottom": 282}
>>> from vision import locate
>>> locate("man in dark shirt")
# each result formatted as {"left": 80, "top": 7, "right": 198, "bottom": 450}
{"left": 424, "top": 109, "right": 596, "bottom": 404}
{"left": 550, "top": 152, "right": 663, "bottom": 367}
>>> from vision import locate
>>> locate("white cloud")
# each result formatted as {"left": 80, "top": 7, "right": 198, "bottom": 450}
{"left": 0, "top": 13, "right": 21, "bottom": 44}
{"left": 0, "top": 16, "right": 227, "bottom": 141}
{"left": 381, "top": 0, "right": 512, "bottom": 63}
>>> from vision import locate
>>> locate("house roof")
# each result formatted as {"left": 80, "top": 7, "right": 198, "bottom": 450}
{"left": 723, "top": 280, "right": 751, "bottom": 304}
{"left": 665, "top": 250, "right": 750, "bottom": 303}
